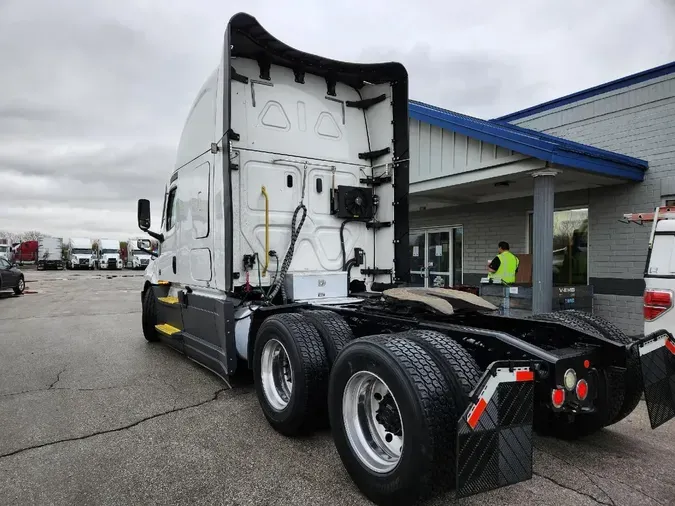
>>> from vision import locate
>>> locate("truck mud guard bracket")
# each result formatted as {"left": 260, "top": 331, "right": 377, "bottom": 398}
{"left": 456, "top": 360, "right": 537, "bottom": 499}
{"left": 636, "top": 330, "right": 675, "bottom": 429}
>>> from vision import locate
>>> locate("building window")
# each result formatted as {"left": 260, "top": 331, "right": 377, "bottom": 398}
{"left": 528, "top": 208, "right": 588, "bottom": 285}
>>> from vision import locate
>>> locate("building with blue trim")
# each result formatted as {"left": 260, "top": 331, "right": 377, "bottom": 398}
{"left": 407, "top": 60, "right": 675, "bottom": 334}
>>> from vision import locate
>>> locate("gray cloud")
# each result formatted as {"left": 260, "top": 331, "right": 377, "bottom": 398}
{"left": 0, "top": 0, "right": 673, "bottom": 239}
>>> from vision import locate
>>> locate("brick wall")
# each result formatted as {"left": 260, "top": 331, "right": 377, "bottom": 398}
{"left": 510, "top": 73, "right": 675, "bottom": 335}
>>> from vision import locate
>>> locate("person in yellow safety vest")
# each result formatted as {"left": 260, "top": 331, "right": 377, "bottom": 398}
{"left": 487, "top": 241, "right": 519, "bottom": 284}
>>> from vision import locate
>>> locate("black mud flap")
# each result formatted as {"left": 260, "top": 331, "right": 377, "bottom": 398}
{"left": 456, "top": 361, "right": 536, "bottom": 499}
{"left": 636, "top": 330, "right": 675, "bottom": 430}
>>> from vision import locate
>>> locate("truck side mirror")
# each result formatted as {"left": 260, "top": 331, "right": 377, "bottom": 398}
{"left": 137, "top": 199, "right": 151, "bottom": 231}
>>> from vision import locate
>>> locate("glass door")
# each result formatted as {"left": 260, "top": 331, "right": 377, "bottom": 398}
{"left": 409, "top": 230, "right": 426, "bottom": 287}
{"left": 409, "top": 227, "right": 462, "bottom": 288}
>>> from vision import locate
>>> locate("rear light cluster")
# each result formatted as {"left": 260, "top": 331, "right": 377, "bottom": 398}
{"left": 644, "top": 289, "right": 673, "bottom": 321}
{"left": 551, "top": 367, "right": 589, "bottom": 408}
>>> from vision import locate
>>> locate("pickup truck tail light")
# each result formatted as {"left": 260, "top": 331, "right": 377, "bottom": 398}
{"left": 644, "top": 289, "right": 673, "bottom": 321}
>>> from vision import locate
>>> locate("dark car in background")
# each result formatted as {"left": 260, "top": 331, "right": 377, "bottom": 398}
{"left": 0, "top": 258, "right": 25, "bottom": 295}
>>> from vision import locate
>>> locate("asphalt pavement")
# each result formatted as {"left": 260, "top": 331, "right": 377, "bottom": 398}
{"left": 1, "top": 269, "right": 674, "bottom": 505}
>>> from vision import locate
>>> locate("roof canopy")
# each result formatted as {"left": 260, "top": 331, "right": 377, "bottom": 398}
{"left": 409, "top": 100, "right": 648, "bottom": 182}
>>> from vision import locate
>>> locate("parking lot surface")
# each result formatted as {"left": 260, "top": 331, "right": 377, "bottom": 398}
{"left": 1, "top": 269, "right": 674, "bottom": 505}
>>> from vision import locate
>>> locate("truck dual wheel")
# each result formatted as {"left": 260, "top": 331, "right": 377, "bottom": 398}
{"left": 141, "top": 288, "right": 161, "bottom": 343}
{"left": 302, "top": 310, "right": 354, "bottom": 366}
{"left": 527, "top": 311, "right": 625, "bottom": 439}
{"left": 328, "top": 333, "right": 476, "bottom": 505}
{"left": 252, "top": 313, "right": 330, "bottom": 436}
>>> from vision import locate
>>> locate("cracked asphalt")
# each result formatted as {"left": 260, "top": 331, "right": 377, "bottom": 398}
{"left": 1, "top": 269, "right": 674, "bottom": 505}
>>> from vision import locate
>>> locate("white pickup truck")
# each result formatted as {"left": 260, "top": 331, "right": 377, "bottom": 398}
{"left": 623, "top": 207, "right": 675, "bottom": 337}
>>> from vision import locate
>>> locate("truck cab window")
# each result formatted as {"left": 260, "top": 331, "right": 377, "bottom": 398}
{"left": 166, "top": 187, "right": 178, "bottom": 231}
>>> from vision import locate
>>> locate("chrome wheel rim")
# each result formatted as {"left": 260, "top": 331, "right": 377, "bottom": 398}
{"left": 18, "top": 279, "right": 24, "bottom": 291}
{"left": 260, "top": 338, "right": 293, "bottom": 411}
{"left": 342, "top": 371, "right": 404, "bottom": 473}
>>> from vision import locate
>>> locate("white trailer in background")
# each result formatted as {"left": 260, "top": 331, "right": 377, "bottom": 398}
{"left": 37, "top": 236, "right": 64, "bottom": 270}
{"left": 0, "top": 239, "right": 9, "bottom": 260}
{"left": 126, "top": 238, "right": 153, "bottom": 270}
{"left": 95, "top": 239, "right": 122, "bottom": 270}
{"left": 67, "top": 237, "right": 94, "bottom": 270}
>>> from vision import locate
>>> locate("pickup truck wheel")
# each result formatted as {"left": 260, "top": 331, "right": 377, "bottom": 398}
{"left": 527, "top": 311, "right": 623, "bottom": 439}
{"left": 328, "top": 334, "right": 456, "bottom": 505}
{"left": 141, "top": 288, "right": 160, "bottom": 342}
{"left": 13, "top": 277, "right": 25, "bottom": 295}
{"left": 253, "top": 313, "right": 329, "bottom": 436}
{"left": 302, "top": 310, "right": 354, "bottom": 367}
{"left": 561, "top": 310, "right": 642, "bottom": 425}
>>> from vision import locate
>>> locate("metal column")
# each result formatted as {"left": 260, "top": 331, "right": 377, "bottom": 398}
{"left": 531, "top": 169, "right": 558, "bottom": 314}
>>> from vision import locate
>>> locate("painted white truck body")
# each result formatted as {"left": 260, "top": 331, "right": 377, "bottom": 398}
{"left": 97, "top": 239, "right": 122, "bottom": 270}
{"left": 143, "top": 18, "right": 407, "bottom": 310}
{"left": 67, "top": 237, "right": 94, "bottom": 269}
{"left": 0, "top": 239, "right": 8, "bottom": 260}
{"left": 127, "top": 237, "right": 153, "bottom": 269}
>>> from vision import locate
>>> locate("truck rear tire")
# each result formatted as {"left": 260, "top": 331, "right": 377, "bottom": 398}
{"left": 141, "top": 288, "right": 161, "bottom": 342}
{"left": 302, "top": 310, "right": 354, "bottom": 367}
{"left": 527, "top": 311, "right": 624, "bottom": 439}
{"left": 328, "top": 334, "right": 458, "bottom": 505}
{"left": 253, "top": 313, "right": 329, "bottom": 436}
{"left": 561, "top": 310, "right": 642, "bottom": 425}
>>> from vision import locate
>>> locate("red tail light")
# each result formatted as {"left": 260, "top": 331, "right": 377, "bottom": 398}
{"left": 644, "top": 289, "right": 673, "bottom": 321}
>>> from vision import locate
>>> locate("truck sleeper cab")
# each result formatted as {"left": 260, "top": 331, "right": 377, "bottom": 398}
{"left": 96, "top": 239, "right": 122, "bottom": 270}
{"left": 136, "top": 13, "right": 675, "bottom": 506}
{"left": 67, "top": 238, "right": 94, "bottom": 270}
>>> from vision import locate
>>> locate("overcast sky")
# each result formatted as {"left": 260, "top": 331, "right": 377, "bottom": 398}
{"left": 0, "top": 0, "right": 673, "bottom": 240}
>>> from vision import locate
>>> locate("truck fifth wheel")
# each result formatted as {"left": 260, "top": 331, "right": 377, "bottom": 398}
{"left": 135, "top": 12, "right": 675, "bottom": 505}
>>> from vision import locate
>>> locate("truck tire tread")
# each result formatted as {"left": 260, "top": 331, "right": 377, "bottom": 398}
{"left": 253, "top": 312, "right": 329, "bottom": 436}
{"left": 329, "top": 333, "right": 457, "bottom": 504}
{"left": 302, "top": 310, "right": 354, "bottom": 367}
{"left": 141, "top": 288, "right": 160, "bottom": 342}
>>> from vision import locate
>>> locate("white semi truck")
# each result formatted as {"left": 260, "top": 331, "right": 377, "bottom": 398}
{"left": 133, "top": 12, "right": 675, "bottom": 506}
{"left": 95, "top": 239, "right": 122, "bottom": 270}
{"left": 36, "top": 236, "right": 64, "bottom": 270}
{"left": 66, "top": 237, "right": 94, "bottom": 270}
{"left": 126, "top": 237, "right": 153, "bottom": 269}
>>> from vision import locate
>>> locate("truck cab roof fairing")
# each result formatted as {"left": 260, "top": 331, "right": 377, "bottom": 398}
{"left": 225, "top": 13, "right": 409, "bottom": 87}
{"left": 221, "top": 13, "right": 411, "bottom": 287}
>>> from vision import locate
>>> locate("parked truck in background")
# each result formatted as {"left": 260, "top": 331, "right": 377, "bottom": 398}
{"left": 95, "top": 239, "right": 122, "bottom": 270}
{"left": 12, "top": 240, "right": 38, "bottom": 265}
{"left": 126, "top": 238, "right": 153, "bottom": 270}
{"left": 0, "top": 239, "right": 9, "bottom": 260}
{"left": 36, "top": 236, "right": 64, "bottom": 270}
{"left": 66, "top": 237, "right": 94, "bottom": 270}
